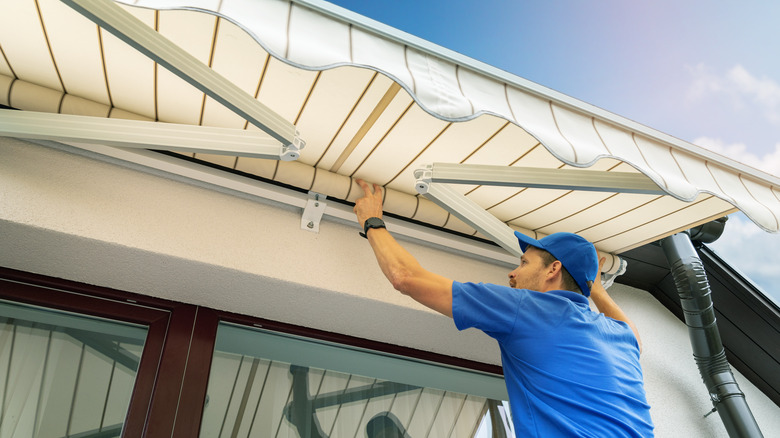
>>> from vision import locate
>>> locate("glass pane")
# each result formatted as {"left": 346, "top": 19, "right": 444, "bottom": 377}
{"left": 0, "top": 300, "right": 148, "bottom": 438}
{"left": 201, "top": 323, "right": 514, "bottom": 438}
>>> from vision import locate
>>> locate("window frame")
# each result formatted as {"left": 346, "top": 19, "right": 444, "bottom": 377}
{"left": 0, "top": 267, "right": 184, "bottom": 437}
{"left": 0, "top": 267, "right": 504, "bottom": 437}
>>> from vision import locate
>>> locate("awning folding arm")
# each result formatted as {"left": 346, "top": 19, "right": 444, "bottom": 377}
{"left": 58, "top": 0, "right": 304, "bottom": 158}
{"left": 417, "top": 181, "right": 524, "bottom": 259}
{"left": 414, "top": 163, "right": 665, "bottom": 195}
{"left": 0, "top": 110, "right": 300, "bottom": 160}
{"left": 414, "top": 163, "right": 665, "bottom": 268}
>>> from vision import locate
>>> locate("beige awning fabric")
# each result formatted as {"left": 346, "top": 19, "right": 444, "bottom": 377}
{"left": 1, "top": 0, "right": 778, "bottom": 257}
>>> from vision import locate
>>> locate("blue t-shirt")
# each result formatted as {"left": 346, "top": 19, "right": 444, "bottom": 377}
{"left": 452, "top": 281, "right": 654, "bottom": 437}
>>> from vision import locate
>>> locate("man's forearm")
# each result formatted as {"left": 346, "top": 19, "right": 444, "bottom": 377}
{"left": 353, "top": 179, "right": 453, "bottom": 317}
{"left": 364, "top": 227, "right": 453, "bottom": 316}
{"left": 365, "top": 227, "right": 426, "bottom": 292}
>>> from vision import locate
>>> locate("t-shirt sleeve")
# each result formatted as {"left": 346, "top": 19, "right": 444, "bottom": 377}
{"left": 452, "top": 281, "right": 522, "bottom": 340}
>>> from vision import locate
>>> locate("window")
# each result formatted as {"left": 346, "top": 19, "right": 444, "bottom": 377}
{"left": 0, "top": 269, "right": 515, "bottom": 437}
{"left": 0, "top": 300, "right": 148, "bottom": 437}
{"left": 200, "top": 323, "right": 514, "bottom": 438}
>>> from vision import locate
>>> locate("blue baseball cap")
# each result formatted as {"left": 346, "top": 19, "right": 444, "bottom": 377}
{"left": 514, "top": 231, "right": 599, "bottom": 296}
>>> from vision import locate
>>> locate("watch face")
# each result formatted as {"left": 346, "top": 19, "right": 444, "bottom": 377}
{"left": 365, "top": 217, "right": 385, "bottom": 230}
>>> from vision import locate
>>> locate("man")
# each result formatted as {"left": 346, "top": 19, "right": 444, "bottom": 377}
{"left": 353, "top": 179, "right": 654, "bottom": 437}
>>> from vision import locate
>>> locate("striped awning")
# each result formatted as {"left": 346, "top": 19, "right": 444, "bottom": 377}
{"left": 1, "top": 0, "right": 778, "bottom": 259}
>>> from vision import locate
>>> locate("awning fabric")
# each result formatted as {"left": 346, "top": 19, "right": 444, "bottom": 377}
{"left": 1, "top": 0, "right": 778, "bottom": 258}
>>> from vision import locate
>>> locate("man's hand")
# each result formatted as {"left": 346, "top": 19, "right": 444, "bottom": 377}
{"left": 354, "top": 179, "right": 384, "bottom": 227}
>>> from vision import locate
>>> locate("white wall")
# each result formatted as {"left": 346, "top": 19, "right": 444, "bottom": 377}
{"left": 609, "top": 283, "right": 780, "bottom": 437}
{"left": 2, "top": 137, "right": 778, "bottom": 436}
{"left": 0, "top": 137, "right": 509, "bottom": 363}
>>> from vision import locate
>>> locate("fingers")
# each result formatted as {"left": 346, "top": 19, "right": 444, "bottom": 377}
{"left": 355, "top": 178, "right": 382, "bottom": 198}
{"left": 353, "top": 179, "right": 384, "bottom": 223}
{"left": 356, "top": 178, "right": 371, "bottom": 195}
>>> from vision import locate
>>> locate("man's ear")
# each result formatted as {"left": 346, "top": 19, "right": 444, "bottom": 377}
{"left": 546, "top": 260, "right": 564, "bottom": 283}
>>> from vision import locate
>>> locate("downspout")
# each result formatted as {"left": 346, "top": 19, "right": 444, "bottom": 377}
{"left": 660, "top": 222, "right": 763, "bottom": 438}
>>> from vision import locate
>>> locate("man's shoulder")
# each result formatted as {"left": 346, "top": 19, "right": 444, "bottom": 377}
{"left": 451, "top": 281, "right": 527, "bottom": 336}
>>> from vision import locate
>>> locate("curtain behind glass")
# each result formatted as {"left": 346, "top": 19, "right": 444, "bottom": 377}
{"left": 0, "top": 301, "right": 147, "bottom": 438}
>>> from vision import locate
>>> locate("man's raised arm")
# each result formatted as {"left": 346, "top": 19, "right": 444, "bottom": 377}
{"left": 590, "top": 257, "right": 643, "bottom": 353}
{"left": 353, "top": 179, "right": 454, "bottom": 317}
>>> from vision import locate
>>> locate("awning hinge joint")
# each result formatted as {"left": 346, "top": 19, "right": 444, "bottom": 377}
{"left": 281, "top": 130, "right": 306, "bottom": 161}
{"left": 414, "top": 164, "right": 433, "bottom": 194}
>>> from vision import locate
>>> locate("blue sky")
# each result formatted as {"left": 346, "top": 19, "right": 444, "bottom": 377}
{"left": 324, "top": 0, "right": 780, "bottom": 301}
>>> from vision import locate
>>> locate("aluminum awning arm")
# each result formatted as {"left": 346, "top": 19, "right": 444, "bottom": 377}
{"left": 414, "top": 163, "right": 666, "bottom": 195}
{"left": 413, "top": 163, "right": 651, "bottom": 274}
{"left": 0, "top": 110, "right": 300, "bottom": 160}
{"left": 415, "top": 180, "right": 624, "bottom": 275}
{"left": 61, "top": 0, "right": 304, "bottom": 157}
{"left": 415, "top": 180, "right": 524, "bottom": 259}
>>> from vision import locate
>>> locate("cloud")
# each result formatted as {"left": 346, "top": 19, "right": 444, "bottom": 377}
{"left": 693, "top": 136, "right": 780, "bottom": 176}
{"left": 708, "top": 214, "right": 780, "bottom": 303}
{"left": 686, "top": 63, "right": 780, "bottom": 125}
{"left": 727, "top": 65, "right": 780, "bottom": 122}
{"left": 685, "top": 63, "right": 724, "bottom": 101}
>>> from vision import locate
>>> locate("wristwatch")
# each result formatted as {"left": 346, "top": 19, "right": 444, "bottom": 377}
{"left": 360, "top": 217, "right": 386, "bottom": 238}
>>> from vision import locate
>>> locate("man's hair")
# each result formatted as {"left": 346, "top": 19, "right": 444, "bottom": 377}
{"left": 537, "top": 249, "right": 582, "bottom": 294}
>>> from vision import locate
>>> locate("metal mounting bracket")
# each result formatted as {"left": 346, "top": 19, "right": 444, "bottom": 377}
{"left": 301, "top": 192, "right": 327, "bottom": 233}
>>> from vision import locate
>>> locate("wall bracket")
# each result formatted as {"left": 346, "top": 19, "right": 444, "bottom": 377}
{"left": 301, "top": 192, "right": 327, "bottom": 233}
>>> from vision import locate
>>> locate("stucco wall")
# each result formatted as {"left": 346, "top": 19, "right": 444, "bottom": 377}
{"left": 2, "top": 137, "right": 778, "bottom": 436}
{"left": 0, "top": 137, "right": 510, "bottom": 363}
{"left": 608, "top": 283, "right": 780, "bottom": 436}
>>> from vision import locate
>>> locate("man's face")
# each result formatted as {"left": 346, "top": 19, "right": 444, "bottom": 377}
{"left": 508, "top": 246, "right": 548, "bottom": 291}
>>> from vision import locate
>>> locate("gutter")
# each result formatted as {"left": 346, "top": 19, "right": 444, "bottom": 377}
{"left": 660, "top": 223, "right": 763, "bottom": 437}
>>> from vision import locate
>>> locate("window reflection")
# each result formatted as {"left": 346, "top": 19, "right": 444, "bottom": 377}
{"left": 201, "top": 323, "right": 513, "bottom": 438}
{"left": 0, "top": 300, "right": 147, "bottom": 438}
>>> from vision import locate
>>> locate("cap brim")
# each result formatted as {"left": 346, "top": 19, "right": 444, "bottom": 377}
{"left": 514, "top": 231, "right": 541, "bottom": 253}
